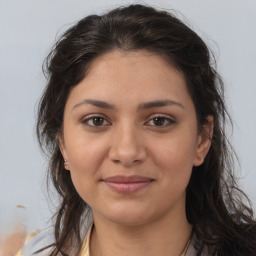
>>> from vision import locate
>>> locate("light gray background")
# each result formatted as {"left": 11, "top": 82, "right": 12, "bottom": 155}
{"left": 1, "top": 0, "right": 255, "bottom": 233}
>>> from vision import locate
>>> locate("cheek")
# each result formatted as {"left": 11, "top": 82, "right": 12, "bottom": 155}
{"left": 150, "top": 132, "right": 197, "bottom": 186}
{"left": 66, "top": 131, "right": 109, "bottom": 171}
{"left": 64, "top": 134, "right": 109, "bottom": 200}
{"left": 153, "top": 134, "right": 197, "bottom": 167}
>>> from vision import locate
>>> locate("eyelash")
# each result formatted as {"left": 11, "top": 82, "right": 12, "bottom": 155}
{"left": 145, "top": 115, "right": 175, "bottom": 127}
{"left": 82, "top": 115, "right": 111, "bottom": 127}
{"left": 81, "top": 114, "right": 175, "bottom": 128}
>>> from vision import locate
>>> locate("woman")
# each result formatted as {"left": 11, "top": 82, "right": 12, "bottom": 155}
{"left": 19, "top": 4, "right": 256, "bottom": 256}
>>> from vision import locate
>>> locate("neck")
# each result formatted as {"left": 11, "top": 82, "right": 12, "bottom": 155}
{"left": 90, "top": 208, "right": 192, "bottom": 256}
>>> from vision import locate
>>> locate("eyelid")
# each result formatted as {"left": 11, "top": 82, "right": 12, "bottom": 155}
{"left": 80, "top": 113, "right": 175, "bottom": 128}
{"left": 81, "top": 114, "right": 111, "bottom": 127}
{"left": 145, "top": 114, "right": 176, "bottom": 127}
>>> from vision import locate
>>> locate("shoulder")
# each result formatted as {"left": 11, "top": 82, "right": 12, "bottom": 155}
{"left": 220, "top": 223, "right": 256, "bottom": 255}
{"left": 18, "top": 228, "right": 55, "bottom": 256}
{"left": 185, "top": 235, "right": 216, "bottom": 256}
{"left": 187, "top": 224, "right": 256, "bottom": 256}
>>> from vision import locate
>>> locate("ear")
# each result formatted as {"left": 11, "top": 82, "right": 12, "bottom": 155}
{"left": 57, "top": 133, "right": 70, "bottom": 170}
{"left": 193, "top": 115, "right": 214, "bottom": 166}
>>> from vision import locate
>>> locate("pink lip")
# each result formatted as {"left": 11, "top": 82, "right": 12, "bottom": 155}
{"left": 103, "top": 175, "right": 154, "bottom": 194}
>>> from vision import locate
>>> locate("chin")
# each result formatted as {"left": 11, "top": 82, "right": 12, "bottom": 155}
{"left": 108, "top": 214, "right": 152, "bottom": 227}
{"left": 97, "top": 205, "right": 159, "bottom": 227}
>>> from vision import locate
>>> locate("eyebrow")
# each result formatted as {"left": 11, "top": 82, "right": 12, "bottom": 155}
{"left": 138, "top": 99, "right": 184, "bottom": 110}
{"left": 72, "top": 99, "right": 184, "bottom": 110}
{"left": 73, "top": 99, "right": 116, "bottom": 110}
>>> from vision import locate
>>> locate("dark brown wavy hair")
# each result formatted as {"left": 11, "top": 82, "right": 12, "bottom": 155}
{"left": 36, "top": 4, "right": 256, "bottom": 256}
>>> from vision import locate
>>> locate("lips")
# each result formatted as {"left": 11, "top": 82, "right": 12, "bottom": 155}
{"left": 103, "top": 175, "right": 154, "bottom": 193}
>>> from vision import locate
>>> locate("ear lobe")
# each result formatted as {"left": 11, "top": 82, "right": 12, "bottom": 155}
{"left": 193, "top": 115, "right": 214, "bottom": 166}
{"left": 57, "top": 133, "right": 70, "bottom": 170}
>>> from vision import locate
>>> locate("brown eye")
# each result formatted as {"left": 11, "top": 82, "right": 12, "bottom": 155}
{"left": 82, "top": 116, "right": 110, "bottom": 127}
{"left": 152, "top": 117, "right": 165, "bottom": 126}
{"left": 147, "top": 116, "right": 175, "bottom": 127}
{"left": 92, "top": 117, "right": 104, "bottom": 126}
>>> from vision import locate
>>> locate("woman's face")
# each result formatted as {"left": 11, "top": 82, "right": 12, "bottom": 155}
{"left": 60, "top": 50, "right": 212, "bottom": 226}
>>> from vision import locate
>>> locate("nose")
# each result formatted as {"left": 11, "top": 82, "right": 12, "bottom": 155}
{"left": 108, "top": 124, "right": 147, "bottom": 167}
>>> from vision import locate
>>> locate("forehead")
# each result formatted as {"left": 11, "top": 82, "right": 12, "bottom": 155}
{"left": 65, "top": 50, "right": 192, "bottom": 110}
{"left": 87, "top": 50, "right": 183, "bottom": 82}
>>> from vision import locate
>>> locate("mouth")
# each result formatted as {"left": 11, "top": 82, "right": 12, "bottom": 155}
{"left": 103, "top": 175, "right": 154, "bottom": 194}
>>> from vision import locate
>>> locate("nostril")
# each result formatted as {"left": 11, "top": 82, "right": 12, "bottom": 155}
{"left": 108, "top": 134, "right": 147, "bottom": 166}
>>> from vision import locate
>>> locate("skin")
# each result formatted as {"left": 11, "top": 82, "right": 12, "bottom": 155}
{"left": 0, "top": 226, "right": 26, "bottom": 256}
{"left": 59, "top": 50, "right": 213, "bottom": 256}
